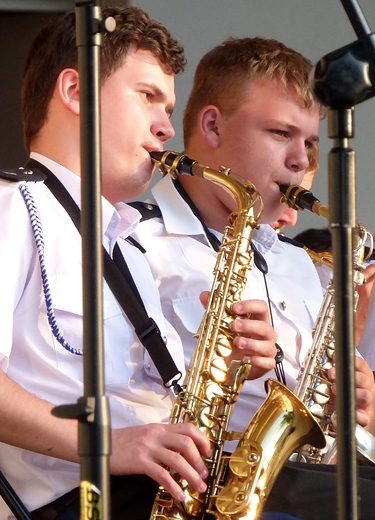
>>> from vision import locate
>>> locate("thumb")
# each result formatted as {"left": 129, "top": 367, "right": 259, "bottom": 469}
{"left": 199, "top": 291, "right": 209, "bottom": 309}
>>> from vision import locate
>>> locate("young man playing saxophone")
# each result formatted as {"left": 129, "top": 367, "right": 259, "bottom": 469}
{"left": 132, "top": 37, "right": 375, "bottom": 518}
{"left": 0, "top": 10, "right": 280, "bottom": 519}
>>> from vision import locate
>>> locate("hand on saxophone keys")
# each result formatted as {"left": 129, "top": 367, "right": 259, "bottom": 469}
{"left": 200, "top": 292, "right": 278, "bottom": 380}
{"left": 111, "top": 422, "right": 212, "bottom": 502}
{"left": 328, "top": 356, "right": 375, "bottom": 431}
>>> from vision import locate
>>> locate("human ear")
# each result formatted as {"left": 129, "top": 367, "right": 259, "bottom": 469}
{"left": 56, "top": 69, "right": 80, "bottom": 116}
{"left": 198, "top": 105, "right": 222, "bottom": 148}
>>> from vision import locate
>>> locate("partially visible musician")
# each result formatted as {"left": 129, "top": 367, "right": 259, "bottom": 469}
{"left": 294, "top": 225, "right": 375, "bottom": 350}
{"left": 132, "top": 37, "right": 375, "bottom": 519}
{"left": 270, "top": 146, "right": 319, "bottom": 234}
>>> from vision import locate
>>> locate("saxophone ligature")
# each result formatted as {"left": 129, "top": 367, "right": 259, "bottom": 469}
{"left": 280, "top": 184, "right": 375, "bottom": 465}
{"left": 147, "top": 151, "right": 325, "bottom": 520}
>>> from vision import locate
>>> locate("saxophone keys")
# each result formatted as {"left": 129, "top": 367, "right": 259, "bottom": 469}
{"left": 200, "top": 407, "right": 219, "bottom": 429}
{"left": 229, "top": 444, "right": 262, "bottom": 477}
{"left": 216, "top": 334, "right": 232, "bottom": 358}
{"left": 210, "top": 355, "right": 228, "bottom": 383}
{"left": 205, "top": 382, "right": 224, "bottom": 400}
{"left": 309, "top": 404, "right": 326, "bottom": 420}
{"left": 215, "top": 442, "right": 263, "bottom": 515}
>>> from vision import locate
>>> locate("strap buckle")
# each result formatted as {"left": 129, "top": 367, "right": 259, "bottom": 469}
{"left": 136, "top": 317, "right": 161, "bottom": 342}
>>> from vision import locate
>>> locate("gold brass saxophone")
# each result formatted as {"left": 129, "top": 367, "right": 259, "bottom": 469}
{"left": 280, "top": 184, "right": 375, "bottom": 465}
{"left": 148, "top": 152, "right": 325, "bottom": 520}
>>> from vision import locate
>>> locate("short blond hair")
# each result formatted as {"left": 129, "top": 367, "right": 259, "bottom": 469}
{"left": 183, "top": 37, "right": 323, "bottom": 148}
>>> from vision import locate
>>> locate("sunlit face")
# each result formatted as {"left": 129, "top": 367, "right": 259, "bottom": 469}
{"left": 212, "top": 78, "right": 320, "bottom": 224}
{"left": 100, "top": 49, "right": 176, "bottom": 203}
{"left": 270, "top": 162, "right": 319, "bottom": 233}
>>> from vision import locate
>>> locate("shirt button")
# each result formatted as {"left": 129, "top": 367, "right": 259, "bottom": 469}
{"left": 145, "top": 363, "right": 151, "bottom": 372}
{"left": 280, "top": 301, "right": 287, "bottom": 311}
{"left": 163, "top": 336, "right": 167, "bottom": 345}
{"left": 143, "top": 203, "right": 154, "bottom": 211}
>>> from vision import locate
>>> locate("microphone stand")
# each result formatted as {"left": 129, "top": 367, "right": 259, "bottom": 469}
{"left": 52, "top": 3, "right": 115, "bottom": 519}
{"left": 311, "top": 1, "right": 375, "bottom": 518}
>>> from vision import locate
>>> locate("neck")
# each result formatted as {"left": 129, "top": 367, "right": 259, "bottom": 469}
{"left": 30, "top": 111, "right": 81, "bottom": 177}
{"left": 181, "top": 145, "right": 232, "bottom": 233}
{"left": 30, "top": 146, "right": 80, "bottom": 177}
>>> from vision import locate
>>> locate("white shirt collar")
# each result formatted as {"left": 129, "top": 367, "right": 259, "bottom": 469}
{"left": 152, "top": 175, "right": 290, "bottom": 256}
{"left": 151, "top": 175, "right": 207, "bottom": 237}
{"left": 252, "top": 224, "right": 288, "bottom": 255}
{"left": 30, "top": 152, "right": 141, "bottom": 249}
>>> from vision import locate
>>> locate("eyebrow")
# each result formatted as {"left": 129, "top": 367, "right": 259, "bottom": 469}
{"left": 268, "top": 119, "right": 320, "bottom": 144}
{"left": 138, "top": 81, "right": 175, "bottom": 117}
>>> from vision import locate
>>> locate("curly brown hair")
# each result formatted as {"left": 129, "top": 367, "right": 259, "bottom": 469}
{"left": 22, "top": 6, "right": 186, "bottom": 152}
{"left": 183, "top": 37, "right": 323, "bottom": 148}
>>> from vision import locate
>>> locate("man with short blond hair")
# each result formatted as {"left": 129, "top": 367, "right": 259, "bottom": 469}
{"left": 132, "top": 36, "right": 375, "bottom": 519}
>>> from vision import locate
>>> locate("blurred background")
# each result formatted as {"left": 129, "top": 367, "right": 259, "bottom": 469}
{"left": 1, "top": 0, "right": 375, "bottom": 238}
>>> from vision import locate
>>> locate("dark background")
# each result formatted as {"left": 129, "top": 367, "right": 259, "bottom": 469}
{"left": 0, "top": 0, "right": 128, "bottom": 168}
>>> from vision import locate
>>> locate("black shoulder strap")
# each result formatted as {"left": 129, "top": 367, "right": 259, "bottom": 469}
{"left": 25, "top": 158, "right": 181, "bottom": 388}
{"left": 128, "top": 201, "right": 162, "bottom": 221}
{"left": 278, "top": 234, "right": 304, "bottom": 248}
{"left": 0, "top": 166, "right": 46, "bottom": 183}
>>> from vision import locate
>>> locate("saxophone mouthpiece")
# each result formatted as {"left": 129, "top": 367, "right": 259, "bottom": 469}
{"left": 150, "top": 151, "right": 164, "bottom": 162}
{"left": 150, "top": 150, "right": 196, "bottom": 177}
{"left": 280, "top": 184, "right": 329, "bottom": 220}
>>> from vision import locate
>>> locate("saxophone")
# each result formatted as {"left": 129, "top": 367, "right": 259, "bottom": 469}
{"left": 148, "top": 151, "right": 325, "bottom": 520}
{"left": 280, "top": 184, "right": 375, "bottom": 465}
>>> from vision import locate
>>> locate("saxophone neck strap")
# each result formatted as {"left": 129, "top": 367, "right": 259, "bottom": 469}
{"left": 24, "top": 158, "right": 181, "bottom": 388}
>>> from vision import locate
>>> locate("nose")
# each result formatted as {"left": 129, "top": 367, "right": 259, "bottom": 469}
{"left": 286, "top": 141, "right": 310, "bottom": 173}
{"left": 152, "top": 112, "right": 175, "bottom": 143}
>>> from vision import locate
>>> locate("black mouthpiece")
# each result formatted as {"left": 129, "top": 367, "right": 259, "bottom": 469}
{"left": 280, "top": 184, "right": 321, "bottom": 212}
{"left": 150, "top": 151, "right": 164, "bottom": 162}
{"left": 150, "top": 151, "right": 196, "bottom": 176}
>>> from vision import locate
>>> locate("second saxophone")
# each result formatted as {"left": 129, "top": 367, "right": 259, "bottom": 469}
{"left": 280, "top": 184, "right": 375, "bottom": 465}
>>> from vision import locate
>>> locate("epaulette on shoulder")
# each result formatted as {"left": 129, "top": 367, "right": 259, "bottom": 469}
{"left": 128, "top": 201, "right": 162, "bottom": 222}
{"left": 278, "top": 234, "right": 304, "bottom": 249}
{"left": 0, "top": 166, "right": 46, "bottom": 183}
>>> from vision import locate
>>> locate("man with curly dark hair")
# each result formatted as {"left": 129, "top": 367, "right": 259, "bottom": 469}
{"left": 0, "top": 7, "right": 206, "bottom": 519}
{"left": 0, "top": 6, "right": 279, "bottom": 519}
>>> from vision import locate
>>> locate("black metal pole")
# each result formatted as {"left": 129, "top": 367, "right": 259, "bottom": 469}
{"left": 341, "top": 0, "right": 372, "bottom": 38}
{"left": 75, "top": 2, "right": 111, "bottom": 519}
{"left": 327, "top": 108, "right": 358, "bottom": 520}
{"left": 311, "top": 2, "right": 375, "bottom": 518}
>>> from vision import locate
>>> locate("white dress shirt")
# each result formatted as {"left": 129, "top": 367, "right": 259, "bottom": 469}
{"left": 132, "top": 175, "right": 324, "bottom": 449}
{"left": 0, "top": 154, "right": 185, "bottom": 516}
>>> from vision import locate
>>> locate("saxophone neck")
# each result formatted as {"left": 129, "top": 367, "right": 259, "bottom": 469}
{"left": 151, "top": 150, "right": 263, "bottom": 221}
{"left": 354, "top": 222, "right": 373, "bottom": 267}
